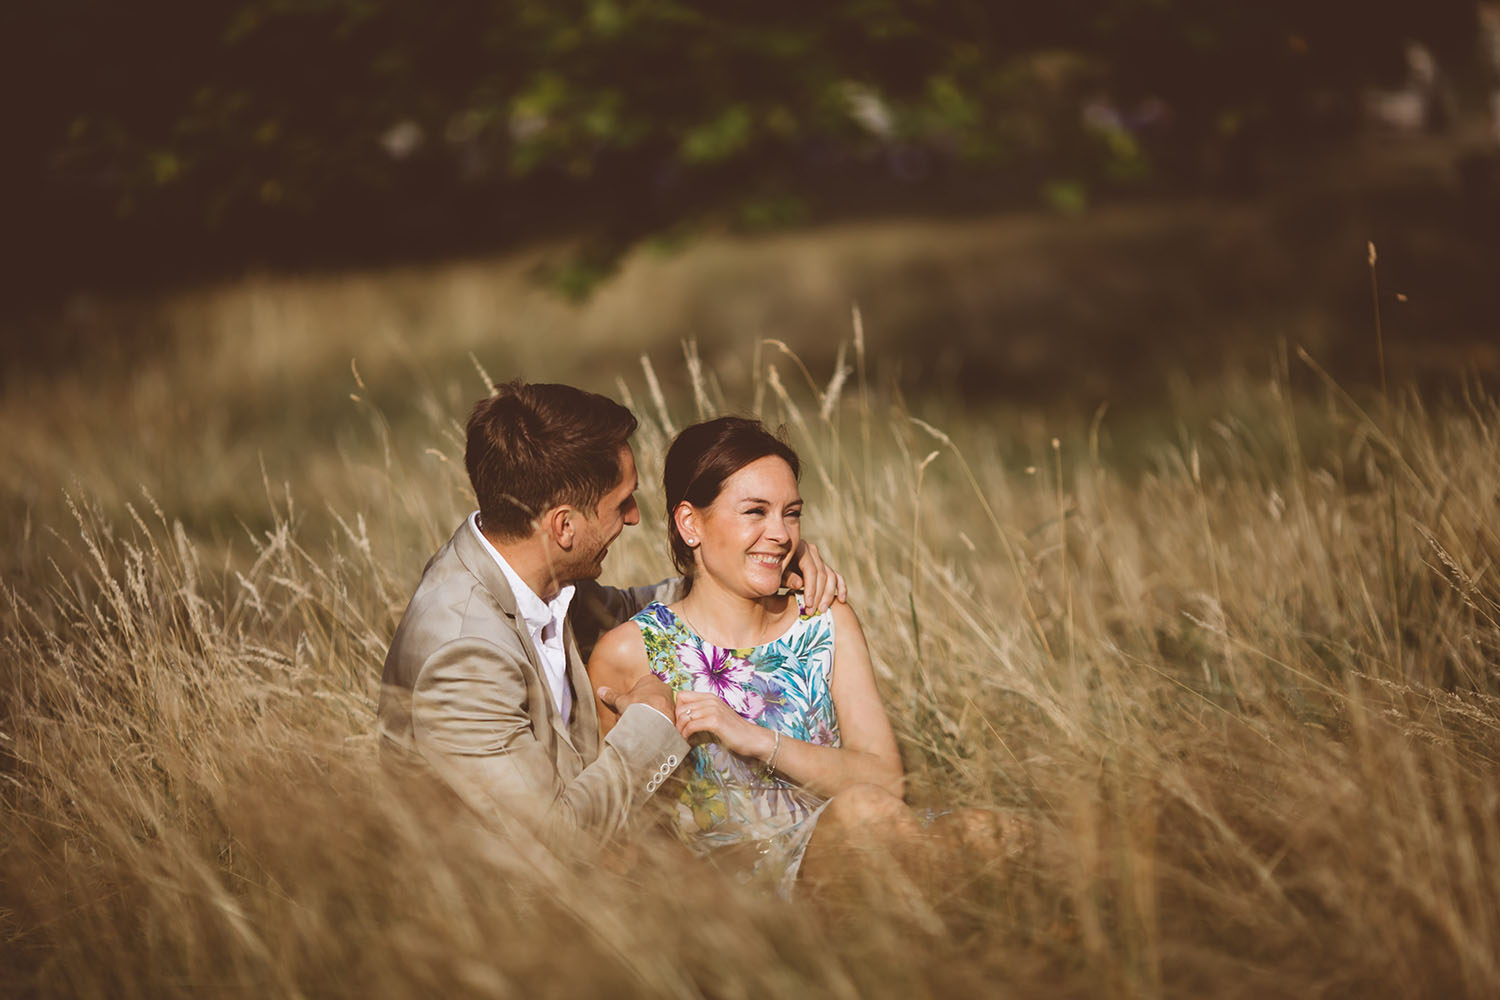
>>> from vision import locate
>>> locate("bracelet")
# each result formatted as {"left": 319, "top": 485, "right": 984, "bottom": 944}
{"left": 765, "top": 730, "right": 782, "bottom": 773}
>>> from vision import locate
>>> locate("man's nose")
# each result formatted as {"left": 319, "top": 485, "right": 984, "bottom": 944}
{"left": 624, "top": 501, "right": 641, "bottom": 526}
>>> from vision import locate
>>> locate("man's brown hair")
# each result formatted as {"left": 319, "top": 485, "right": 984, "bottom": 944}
{"left": 465, "top": 381, "right": 638, "bottom": 540}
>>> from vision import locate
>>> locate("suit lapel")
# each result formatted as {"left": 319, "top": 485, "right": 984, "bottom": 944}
{"left": 451, "top": 520, "right": 576, "bottom": 753}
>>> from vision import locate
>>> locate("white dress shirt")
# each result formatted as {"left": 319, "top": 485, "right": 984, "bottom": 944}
{"left": 469, "top": 513, "right": 576, "bottom": 725}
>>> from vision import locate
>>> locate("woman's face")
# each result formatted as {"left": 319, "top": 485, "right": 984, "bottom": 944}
{"left": 687, "top": 455, "right": 802, "bottom": 598}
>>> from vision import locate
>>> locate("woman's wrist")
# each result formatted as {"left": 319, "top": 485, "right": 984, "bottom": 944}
{"left": 757, "top": 725, "right": 779, "bottom": 762}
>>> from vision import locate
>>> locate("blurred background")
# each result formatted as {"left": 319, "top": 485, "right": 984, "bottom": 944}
{"left": 5, "top": 0, "right": 1499, "bottom": 407}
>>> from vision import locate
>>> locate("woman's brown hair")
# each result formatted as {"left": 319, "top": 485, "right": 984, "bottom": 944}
{"left": 663, "top": 417, "right": 800, "bottom": 575}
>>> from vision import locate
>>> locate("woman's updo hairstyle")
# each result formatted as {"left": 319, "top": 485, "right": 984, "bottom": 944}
{"left": 664, "top": 416, "right": 801, "bottom": 575}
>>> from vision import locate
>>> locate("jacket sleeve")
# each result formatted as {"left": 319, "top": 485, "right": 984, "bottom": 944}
{"left": 409, "top": 634, "right": 687, "bottom": 850}
{"left": 570, "top": 577, "right": 686, "bottom": 658}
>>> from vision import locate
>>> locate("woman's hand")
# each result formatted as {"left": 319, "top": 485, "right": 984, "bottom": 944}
{"left": 674, "top": 691, "right": 776, "bottom": 761}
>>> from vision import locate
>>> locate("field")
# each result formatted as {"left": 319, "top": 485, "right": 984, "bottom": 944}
{"left": 4, "top": 221, "right": 1500, "bottom": 998}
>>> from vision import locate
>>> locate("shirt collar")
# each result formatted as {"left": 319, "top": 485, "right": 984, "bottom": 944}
{"left": 469, "top": 513, "right": 575, "bottom": 635}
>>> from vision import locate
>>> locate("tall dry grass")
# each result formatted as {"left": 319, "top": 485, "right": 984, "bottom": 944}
{"left": 3, "top": 281, "right": 1500, "bottom": 998}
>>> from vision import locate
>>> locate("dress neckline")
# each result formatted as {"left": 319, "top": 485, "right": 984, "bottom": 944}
{"left": 659, "top": 597, "right": 807, "bottom": 652}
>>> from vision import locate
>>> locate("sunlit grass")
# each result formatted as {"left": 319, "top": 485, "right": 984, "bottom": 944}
{"left": 4, "top": 274, "right": 1500, "bottom": 998}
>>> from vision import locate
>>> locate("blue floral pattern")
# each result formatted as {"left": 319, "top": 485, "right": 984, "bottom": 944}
{"left": 633, "top": 600, "right": 840, "bottom": 895}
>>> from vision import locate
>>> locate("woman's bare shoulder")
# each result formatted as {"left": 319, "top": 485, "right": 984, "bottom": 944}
{"left": 587, "top": 619, "right": 649, "bottom": 679}
{"left": 826, "top": 598, "right": 864, "bottom": 633}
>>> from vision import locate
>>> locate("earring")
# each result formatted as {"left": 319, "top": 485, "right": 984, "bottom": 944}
{"left": 686, "top": 537, "right": 699, "bottom": 547}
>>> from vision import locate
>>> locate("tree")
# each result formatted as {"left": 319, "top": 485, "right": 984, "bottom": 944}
{"left": 3, "top": 0, "right": 1480, "bottom": 305}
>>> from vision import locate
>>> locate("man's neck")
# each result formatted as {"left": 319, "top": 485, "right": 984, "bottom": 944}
{"left": 482, "top": 524, "right": 564, "bottom": 602}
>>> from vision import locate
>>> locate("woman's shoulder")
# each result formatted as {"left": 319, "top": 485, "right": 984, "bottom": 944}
{"left": 823, "top": 598, "right": 865, "bottom": 637}
{"left": 588, "top": 618, "right": 647, "bottom": 673}
{"left": 778, "top": 595, "right": 854, "bottom": 647}
{"left": 628, "top": 600, "right": 678, "bottom": 634}
{"left": 798, "top": 594, "right": 858, "bottom": 622}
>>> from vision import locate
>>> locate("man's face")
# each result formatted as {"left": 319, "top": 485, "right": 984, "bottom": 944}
{"left": 567, "top": 444, "right": 641, "bottom": 581}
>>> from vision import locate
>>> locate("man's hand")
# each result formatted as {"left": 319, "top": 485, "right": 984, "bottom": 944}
{"left": 782, "top": 540, "right": 847, "bottom": 612}
{"left": 596, "top": 671, "right": 676, "bottom": 723}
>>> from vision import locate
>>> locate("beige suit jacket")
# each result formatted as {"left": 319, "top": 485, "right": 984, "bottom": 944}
{"left": 378, "top": 519, "right": 686, "bottom": 850}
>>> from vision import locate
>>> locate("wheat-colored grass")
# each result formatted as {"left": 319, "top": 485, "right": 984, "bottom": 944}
{"left": 3, "top": 272, "right": 1499, "bottom": 998}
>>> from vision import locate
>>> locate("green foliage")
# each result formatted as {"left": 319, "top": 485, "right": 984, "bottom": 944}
{"left": 680, "top": 104, "right": 754, "bottom": 164}
{"left": 5, "top": 0, "right": 1483, "bottom": 300}
{"left": 1041, "top": 179, "right": 1089, "bottom": 216}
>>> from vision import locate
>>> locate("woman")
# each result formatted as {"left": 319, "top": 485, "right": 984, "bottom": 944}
{"left": 588, "top": 416, "right": 918, "bottom": 895}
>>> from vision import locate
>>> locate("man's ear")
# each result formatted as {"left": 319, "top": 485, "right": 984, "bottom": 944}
{"left": 544, "top": 506, "right": 575, "bottom": 550}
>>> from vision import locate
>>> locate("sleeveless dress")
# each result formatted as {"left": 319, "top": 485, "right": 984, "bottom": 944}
{"left": 631, "top": 600, "right": 840, "bottom": 896}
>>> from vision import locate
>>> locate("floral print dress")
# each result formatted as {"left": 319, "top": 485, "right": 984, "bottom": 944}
{"left": 632, "top": 600, "right": 840, "bottom": 896}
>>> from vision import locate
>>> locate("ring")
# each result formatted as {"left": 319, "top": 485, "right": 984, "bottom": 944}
{"left": 683, "top": 707, "right": 693, "bottom": 721}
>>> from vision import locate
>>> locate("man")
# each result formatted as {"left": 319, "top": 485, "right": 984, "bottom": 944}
{"left": 378, "top": 381, "right": 843, "bottom": 852}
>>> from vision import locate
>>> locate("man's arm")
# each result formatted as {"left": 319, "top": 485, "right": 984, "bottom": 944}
{"left": 571, "top": 577, "right": 684, "bottom": 660}
{"left": 573, "top": 542, "right": 847, "bottom": 650}
{"left": 782, "top": 540, "right": 848, "bottom": 612}
{"left": 577, "top": 577, "right": 683, "bottom": 627}
{"left": 409, "top": 635, "right": 687, "bottom": 851}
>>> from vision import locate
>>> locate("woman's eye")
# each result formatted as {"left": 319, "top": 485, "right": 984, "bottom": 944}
{"left": 786, "top": 509, "right": 802, "bottom": 519}
{"left": 744, "top": 507, "right": 765, "bottom": 516}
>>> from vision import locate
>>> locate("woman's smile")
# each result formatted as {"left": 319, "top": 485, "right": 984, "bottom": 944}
{"left": 688, "top": 455, "right": 803, "bottom": 598}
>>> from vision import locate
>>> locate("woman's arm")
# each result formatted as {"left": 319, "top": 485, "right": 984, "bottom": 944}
{"left": 586, "top": 621, "right": 654, "bottom": 739}
{"left": 674, "top": 601, "right": 904, "bottom": 799}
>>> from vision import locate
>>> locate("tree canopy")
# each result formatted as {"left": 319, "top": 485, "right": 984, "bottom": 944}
{"left": 5, "top": 0, "right": 1482, "bottom": 303}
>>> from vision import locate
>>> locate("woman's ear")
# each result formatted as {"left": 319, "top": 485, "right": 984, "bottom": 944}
{"left": 673, "top": 502, "right": 699, "bottom": 549}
